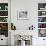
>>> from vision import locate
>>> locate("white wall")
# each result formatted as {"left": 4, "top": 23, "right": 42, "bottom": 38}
{"left": 11, "top": 0, "right": 46, "bottom": 46}
{"left": 11, "top": 0, "right": 38, "bottom": 30}
{"left": 11, "top": 0, "right": 46, "bottom": 29}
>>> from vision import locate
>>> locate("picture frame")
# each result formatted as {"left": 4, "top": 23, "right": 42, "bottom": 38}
{"left": 17, "top": 10, "right": 28, "bottom": 20}
{"left": 38, "top": 29, "right": 46, "bottom": 37}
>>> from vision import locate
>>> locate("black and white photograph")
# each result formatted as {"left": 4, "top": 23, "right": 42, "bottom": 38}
{"left": 17, "top": 10, "right": 28, "bottom": 20}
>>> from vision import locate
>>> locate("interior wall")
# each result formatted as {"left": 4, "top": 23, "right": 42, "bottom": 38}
{"left": 11, "top": 0, "right": 46, "bottom": 33}
{"left": 11, "top": 0, "right": 38, "bottom": 30}
{"left": 11, "top": 0, "right": 46, "bottom": 46}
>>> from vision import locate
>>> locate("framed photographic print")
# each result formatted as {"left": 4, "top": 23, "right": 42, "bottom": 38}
{"left": 38, "top": 29, "right": 46, "bottom": 37}
{"left": 17, "top": 10, "right": 28, "bottom": 20}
